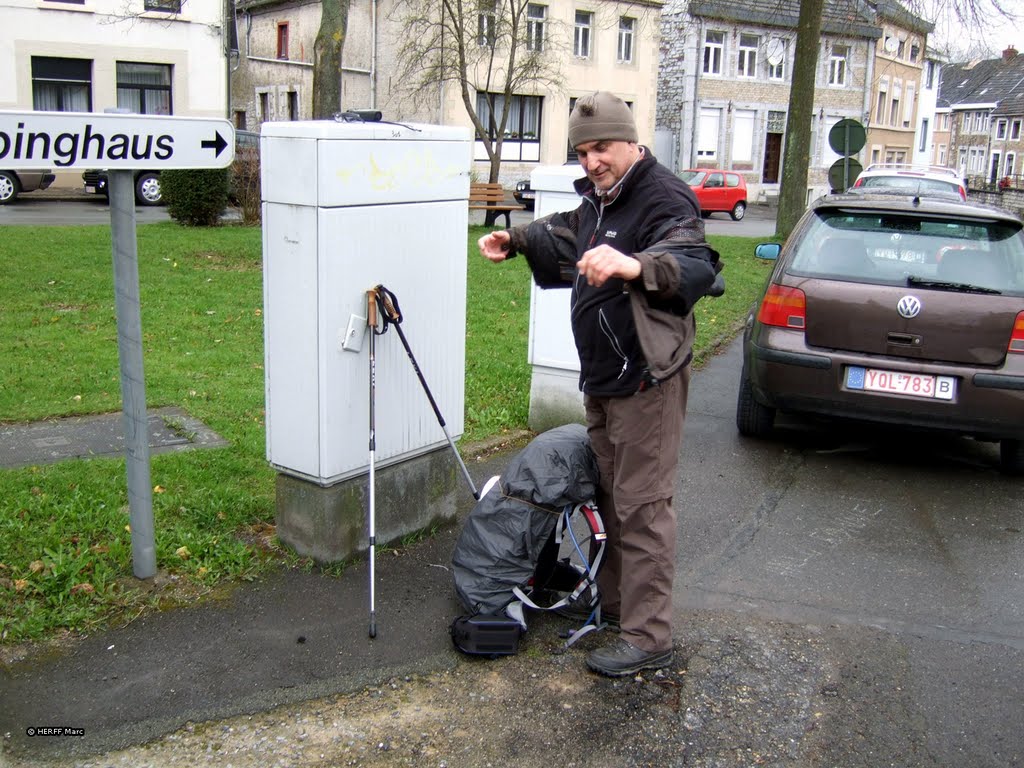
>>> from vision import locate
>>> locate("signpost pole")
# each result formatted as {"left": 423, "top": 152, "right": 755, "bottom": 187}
{"left": 108, "top": 169, "right": 156, "bottom": 579}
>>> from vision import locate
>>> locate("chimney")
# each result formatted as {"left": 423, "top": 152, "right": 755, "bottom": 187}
{"left": 1004, "top": 45, "right": 1019, "bottom": 61}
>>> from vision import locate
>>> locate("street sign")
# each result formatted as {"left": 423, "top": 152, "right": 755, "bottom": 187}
{"left": 827, "top": 118, "right": 867, "bottom": 192}
{"left": 0, "top": 110, "right": 235, "bottom": 170}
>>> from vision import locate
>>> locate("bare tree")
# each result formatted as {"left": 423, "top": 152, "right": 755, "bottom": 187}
{"left": 390, "top": 0, "right": 565, "bottom": 182}
{"left": 312, "top": 0, "right": 351, "bottom": 119}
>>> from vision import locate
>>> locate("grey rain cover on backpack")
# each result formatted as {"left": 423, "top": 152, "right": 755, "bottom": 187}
{"left": 451, "top": 423, "right": 600, "bottom": 616}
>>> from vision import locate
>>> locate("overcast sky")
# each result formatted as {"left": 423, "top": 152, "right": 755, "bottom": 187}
{"left": 926, "top": 0, "right": 1023, "bottom": 58}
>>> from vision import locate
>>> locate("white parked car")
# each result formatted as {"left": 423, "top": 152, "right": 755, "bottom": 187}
{"left": 852, "top": 163, "right": 967, "bottom": 201}
{"left": 0, "top": 169, "right": 56, "bottom": 204}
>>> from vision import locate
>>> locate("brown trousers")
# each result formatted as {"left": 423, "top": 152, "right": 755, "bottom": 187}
{"left": 584, "top": 365, "right": 690, "bottom": 653}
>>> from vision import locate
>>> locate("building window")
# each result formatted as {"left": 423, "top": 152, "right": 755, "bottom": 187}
{"left": 144, "top": 0, "right": 181, "bottom": 11}
{"left": 897, "top": 38, "right": 906, "bottom": 58}
{"left": 259, "top": 91, "right": 270, "bottom": 121}
{"left": 234, "top": 110, "right": 246, "bottom": 129}
{"left": 828, "top": 45, "right": 849, "bottom": 86}
{"left": 910, "top": 42, "right": 920, "bottom": 62}
{"left": 1006, "top": 152, "right": 1015, "bottom": 175}
{"left": 477, "top": 92, "right": 542, "bottom": 144}
{"left": 876, "top": 78, "right": 888, "bottom": 124}
{"left": 767, "top": 39, "right": 786, "bottom": 80}
{"left": 1012, "top": 120, "right": 1022, "bottom": 140}
{"left": 889, "top": 90, "right": 900, "bottom": 126}
{"left": 116, "top": 62, "right": 172, "bottom": 115}
{"left": 703, "top": 30, "right": 724, "bottom": 75}
{"left": 31, "top": 56, "right": 92, "bottom": 111}
{"left": 574, "top": 11, "right": 592, "bottom": 58}
{"left": 937, "top": 144, "right": 946, "bottom": 165}
{"left": 277, "top": 23, "right": 289, "bottom": 59}
{"left": 903, "top": 83, "right": 914, "bottom": 127}
{"left": 479, "top": 92, "right": 544, "bottom": 159}
{"left": 919, "top": 118, "right": 929, "bottom": 152}
{"left": 997, "top": 119, "right": 1008, "bottom": 139}
{"left": 526, "top": 5, "right": 546, "bottom": 53}
{"left": 737, "top": 34, "right": 758, "bottom": 78}
{"left": 288, "top": 91, "right": 298, "bottom": 120}
{"left": 925, "top": 60, "right": 936, "bottom": 89}
{"left": 697, "top": 107, "right": 721, "bottom": 160}
{"left": 478, "top": 1, "right": 497, "bottom": 47}
{"left": 732, "top": 109, "right": 756, "bottom": 162}
{"left": 617, "top": 17, "right": 635, "bottom": 64}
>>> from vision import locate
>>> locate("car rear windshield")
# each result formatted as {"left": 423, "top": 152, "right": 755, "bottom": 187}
{"left": 786, "top": 209, "right": 1024, "bottom": 295}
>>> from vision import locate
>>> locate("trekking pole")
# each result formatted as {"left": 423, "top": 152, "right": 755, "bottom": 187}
{"left": 366, "top": 288, "right": 379, "bottom": 639}
{"left": 373, "top": 284, "right": 480, "bottom": 501}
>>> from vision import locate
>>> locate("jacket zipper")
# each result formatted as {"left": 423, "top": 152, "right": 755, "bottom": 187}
{"left": 598, "top": 308, "right": 629, "bottom": 380}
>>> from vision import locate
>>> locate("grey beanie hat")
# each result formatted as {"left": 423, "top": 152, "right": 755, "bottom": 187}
{"left": 568, "top": 92, "right": 638, "bottom": 148}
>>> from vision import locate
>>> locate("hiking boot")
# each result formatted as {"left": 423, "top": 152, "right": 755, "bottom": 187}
{"left": 554, "top": 603, "right": 620, "bottom": 629}
{"left": 585, "top": 638, "right": 672, "bottom": 677}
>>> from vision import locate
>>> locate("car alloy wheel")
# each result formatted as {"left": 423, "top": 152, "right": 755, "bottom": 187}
{"left": 730, "top": 201, "right": 747, "bottom": 221}
{"left": 0, "top": 171, "right": 19, "bottom": 205}
{"left": 736, "top": 370, "right": 775, "bottom": 438}
{"left": 135, "top": 172, "right": 162, "bottom": 206}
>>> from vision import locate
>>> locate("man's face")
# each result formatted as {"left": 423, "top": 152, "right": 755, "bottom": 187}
{"left": 575, "top": 140, "right": 640, "bottom": 192}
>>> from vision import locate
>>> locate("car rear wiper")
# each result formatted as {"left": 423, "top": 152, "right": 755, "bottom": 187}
{"left": 906, "top": 276, "right": 1002, "bottom": 294}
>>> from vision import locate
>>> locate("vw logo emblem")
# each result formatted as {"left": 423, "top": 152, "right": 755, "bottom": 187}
{"left": 897, "top": 295, "right": 922, "bottom": 318}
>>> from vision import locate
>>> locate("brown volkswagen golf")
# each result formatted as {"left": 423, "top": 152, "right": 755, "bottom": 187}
{"left": 737, "top": 192, "right": 1024, "bottom": 475}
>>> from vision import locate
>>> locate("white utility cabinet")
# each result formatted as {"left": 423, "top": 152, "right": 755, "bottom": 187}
{"left": 261, "top": 119, "right": 472, "bottom": 486}
{"left": 527, "top": 163, "right": 587, "bottom": 429}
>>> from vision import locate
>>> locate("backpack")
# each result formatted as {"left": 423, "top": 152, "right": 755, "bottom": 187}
{"left": 449, "top": 424, "right": 608, "bottom": 656}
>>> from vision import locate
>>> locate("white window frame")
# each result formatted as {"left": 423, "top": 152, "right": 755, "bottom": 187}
{"left": 526, "top": 4, "right": 546, "bottom": 52}
{"left": 919, "top": 118, "right": 929, "bottom": 152}
{"left": 997, "top": 119, "right": 1008, "bottom": 139}
{"left": 617, "top": 17, "right": 635, "bottom": 64}
{"left": 828, "top": 44, "right": 849, "bottom": 87}
{"left": 737, "top": 34, "right": 758, "bottom": 78}
{"left": 1006, "top": 152, "right": 1016, "bottom": 176}
{"left": 732, "top": 109, "right": 756, "bottom": 162}
{"left": 902, "top": 83, "right": 915, "bottom": 127}
{"left": 876, "top": 77, "right": 888, "bottom": 124}
{"left": 703, "top": 30, "right": 725, "bottom": 75}
{"left": 697, "top": 107, "right": 721, "bottom": 160}
{"left": 574, "top": 10, "right": 593, "bottom": 58}
{"left": 767, "top": 39, "right": 786, "bottom": 80}
{"left": 478, "top": 0, "right": 496, "bottom": 47}
{"left": 1012, "top": 119, "right": 1022, "bottom": 140}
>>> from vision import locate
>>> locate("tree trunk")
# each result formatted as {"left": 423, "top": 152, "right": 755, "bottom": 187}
{"left": 776, "top": 0, "right": 825, "bottom": 239}
{"left": 312, "top": 0, "right": 350, "bottom": 120}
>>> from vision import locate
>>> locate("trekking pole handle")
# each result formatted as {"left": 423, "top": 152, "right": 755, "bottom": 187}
{"left": 375, "top": 284, "right": 402, "bottom": 324}
{"left": 367, "top": 288, "right": 378, "bottom": 329}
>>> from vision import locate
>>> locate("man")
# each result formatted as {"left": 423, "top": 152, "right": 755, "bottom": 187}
{"left": 478, "top": 92, "right": 721, "bottom": 676}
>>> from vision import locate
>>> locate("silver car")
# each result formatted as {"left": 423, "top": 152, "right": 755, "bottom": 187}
{"left": 0, "top": 169, "right": 56, "bottom": 205}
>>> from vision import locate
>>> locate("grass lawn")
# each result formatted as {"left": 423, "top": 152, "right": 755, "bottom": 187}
{"left": 0, "top": 221, "right": 774, "bottom": 645}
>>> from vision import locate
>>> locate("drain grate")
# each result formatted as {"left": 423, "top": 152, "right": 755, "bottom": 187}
{"left": 0, "top": 407, "right": 229, "bottom": 469}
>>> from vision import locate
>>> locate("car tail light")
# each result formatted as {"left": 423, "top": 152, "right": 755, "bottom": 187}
{"left": 1009, "top": 312, "right": 1024, "bottom": 354}
{"left": 757, "top": 285, "right": 807, "bottom": 330}
{"left": 852, "top": 178, "right": 864, "bottom": 188}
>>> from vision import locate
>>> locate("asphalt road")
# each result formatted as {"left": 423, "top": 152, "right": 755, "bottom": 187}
{"left": 0, "top": 192, "right": 173, "bottom": 226}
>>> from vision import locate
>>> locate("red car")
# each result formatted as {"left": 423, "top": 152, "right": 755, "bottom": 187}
{"left": 679, "top": 169, "right": 748, "bottom": 221}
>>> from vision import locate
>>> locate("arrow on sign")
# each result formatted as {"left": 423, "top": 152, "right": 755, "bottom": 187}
{"left": 201, "top": 131, "right": 229, "bottom": 157}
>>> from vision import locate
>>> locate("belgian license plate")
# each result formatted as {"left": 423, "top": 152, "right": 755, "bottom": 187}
{"left": 846, "top": 366, "right": 956, "bottom": 400}
{"left": 85, "top": 186, "right": 96, "bottom": 194}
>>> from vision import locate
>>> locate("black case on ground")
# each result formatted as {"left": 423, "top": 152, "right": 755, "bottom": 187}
{"left": 450, "top": 614, "right": 522, "bottom": 657}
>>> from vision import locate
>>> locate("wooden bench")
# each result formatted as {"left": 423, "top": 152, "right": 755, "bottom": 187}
{"left": 469, "top": 182, "right": 524, "bottom": 228}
